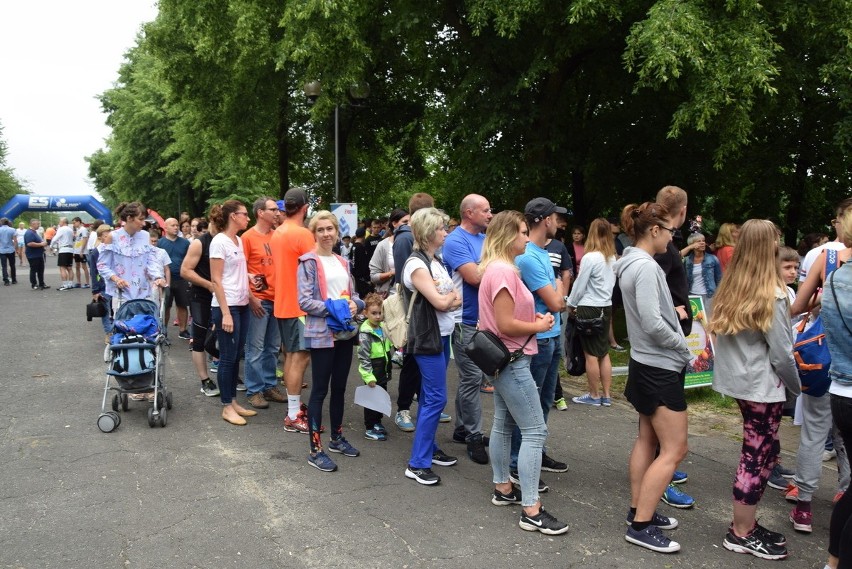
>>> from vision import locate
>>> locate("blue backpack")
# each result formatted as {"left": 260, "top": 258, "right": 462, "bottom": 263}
{"left": 794, "top": 249, "right": 839, "bottom": 397}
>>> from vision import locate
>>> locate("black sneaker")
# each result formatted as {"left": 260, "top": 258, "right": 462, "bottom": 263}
{"left": 625, "top": 509, "right": 678, "bottom": 530}
{"left": 492, "top": 486, "right": 522, "bottom": 506}
{"left": 723, "top": 528, "right": 788, "bottom": 560}
{"left": 540, "top": 452, "right": 568, "bottom": 473}
{"left": 519, "top": 507, "right": 569, "bottom": 535}
{"left": 200, "top": 379, "right": 220, "bottom": 397}
{"left": 178, "top": 330, "right": 191, "bottom": 340}
{"left": 625, "top": 524, "right": 681, "bottom": 553}
{"left": 509, "top": 470, "right": 549, "bottom": 493}
{"left": 467, "top": 436, "right": 489, "bottom": 465}
{"left": 453, "top": 429, "right": 489, "bottom": 446}
{"left": 752, "top": 522, "right": 786, "bottom": 546}
{"left": 432, "top": 449, "right": 458, "bottom": 467}
{"left": 405, "top": 466, "right": 441, "bottom": 485}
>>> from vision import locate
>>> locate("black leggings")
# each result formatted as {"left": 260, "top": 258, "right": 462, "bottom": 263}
{"left": 397, "top": 352, "right": 421, "bottom": 411}
{"left": 830, "top": 394, "right": 852, "bottom": 567}
{"left": 307, "top": 340, "right": 354, "bottom": 453}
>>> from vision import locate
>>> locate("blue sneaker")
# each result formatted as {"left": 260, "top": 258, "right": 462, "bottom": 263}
{"left": 600, "top": 397, "right": 612, "bottom": 407}
{"left": 308, "top": 451, "right": 337, "bottom": 472}
{"left": 364, "top": 428, "right": 387, "bottom": 441}
{"left": 328, "top": 437, "right": 360, "bottom": 457}
{"left": 625, "top": 509, "right": 678, "bottom": 530}
{"left": 439, "top": 412, "right": 451, "bottom": 423}
{"left": 661, "top": 483, "right": 695, "bottom": 508}
{"left": 395, "top": 410, "right": 415, "bottom": 432}
{"left": 209, "top": 360, "right": 219, "bottom": 374}
{"left": 572, "top": 393, "right": 602, "bottom": 406}
{"left": 671, "top": 470, "right": 688, "bottom": 484}
{"left": 373, "top": 423, "right": 388, "bottom": 435}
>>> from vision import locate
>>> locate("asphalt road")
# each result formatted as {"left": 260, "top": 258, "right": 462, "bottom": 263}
{"left": 0, "top": 266, "right": 843, "bottom": 568}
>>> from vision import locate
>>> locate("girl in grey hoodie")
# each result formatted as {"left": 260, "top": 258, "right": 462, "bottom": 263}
{"left": 614, "top": 202, "right": 691, "bottom": 554}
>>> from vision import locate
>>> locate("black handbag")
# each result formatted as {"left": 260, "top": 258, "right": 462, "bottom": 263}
{"left": 465, "top": 330, "right": 534, "bottom": 377}
{"left": 574, "top": 309, "right": 604, "bottom": 336}
{"left": 86, "top": 297, "right": 108, "bottom": 321}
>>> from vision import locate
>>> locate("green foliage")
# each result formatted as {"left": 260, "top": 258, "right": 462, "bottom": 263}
{"left": 0, "top": 122, "right": 26, "bottom": 208}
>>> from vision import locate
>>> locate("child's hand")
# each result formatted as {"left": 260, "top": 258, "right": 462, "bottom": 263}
{"left": 368, "top": 381, "right": 376, "bottom": 388}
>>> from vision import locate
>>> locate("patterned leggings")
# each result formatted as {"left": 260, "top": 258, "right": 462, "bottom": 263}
{"left": 733, "top": 399, "right": 783, "bottom": 506}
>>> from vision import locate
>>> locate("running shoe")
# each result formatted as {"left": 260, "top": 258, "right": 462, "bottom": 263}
{"left": 439, "top": 412, "right": 452, "bottom": 423}
{"left": 509, "top": 470, "right": 549, "bottom": 493}
{"left": 432, "top": 450, "right": 458, "bottom": 466}
{"left": 405, "top": 466, "right": 440, "bottom": 485}
{"left": 540, "top": 453, "right": 568, "bottom": 473}
{"left": 625, "top": 525, "right": 680, "bottom": 553}
{"left": 480, "top": 384, "right": 495, "bottom": 394}
{"left": 784, "top": 484, "right": 799, "bottom": 503}
{"left": 283, "top": 414, "right": 309, "bottom": 433}
{"left": 723, "top": 528, "right": 788, "bottom": 560}
{"left": 492, "top": 486, "right": 522, "bottom": 506}
{"left": 308, "top": 451, "right": 337, "bottom": 472}
{"left": 328, "top": 437, "right": 360, "bottom": 457}
{"left": 209, "top": 360, "right": 219, "bottom": 374}
{"left": 200, "top": 379, "right": 220, "bottom": 397}
{"left": 395, "top": 410, "right": 415, "bottom": 432}
{"left": 766, "top": 465, "right": 788, "bottom": 490}
{"left": 789, "top": 507, "right": 813, "bottom": 533}
{"left": 775, "top": 463, "right": 795, "bottom": 479}
{"left": 178, "top": 330, "right": 191, "bottom": 340}
{"left": 554, "top": 397, "right": 568, "bottom": 411}
{"left": 671, "top": 470, "right": 688, "bottom": 484}
{"left": 235, "top": 377, "right": 246, "bottom": 391}
{"left": 751, "top": 522, "right": 786, "bottom": 546}
{"left": 823, "top": 448, "right": 837, "bottom": 461}
{"left": 519, "top": 508, "right": 569, "bottom": 535}
{"left": 600, "top": 397, "right": 612, "bottom": 407}
{"left": 364, "top": 428, "right": 387, "bottom": 441}
{"left": 835, "top": 490, "right": 846, "bottom": 504}
{"left": 661, "top": 483, "right": 694, "bottom": 508}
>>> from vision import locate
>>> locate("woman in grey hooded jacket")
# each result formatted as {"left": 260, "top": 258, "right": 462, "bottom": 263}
{"left": 615, "top": 202, "right": 691, "bottom": 555}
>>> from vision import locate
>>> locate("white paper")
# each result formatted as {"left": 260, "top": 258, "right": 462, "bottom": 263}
{"left": 354, "top": 385, "right": 392, "bottom": 417}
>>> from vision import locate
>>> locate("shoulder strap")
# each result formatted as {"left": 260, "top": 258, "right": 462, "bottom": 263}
{"left": 825, "top": 248, "right": 839, "bottom": 279}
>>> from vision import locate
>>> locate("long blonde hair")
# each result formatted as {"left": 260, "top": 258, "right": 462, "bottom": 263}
{"left": 709, "top": 219, "right": 785, "bottom": 334}
{"left": 584, "top": 217, "right": 616, "bottom": 261}
{"left": 479, "top": 211, "right": 525, "bottom": 274}
{"left": 715, "top": 222, "right": 738, "bottom": 248}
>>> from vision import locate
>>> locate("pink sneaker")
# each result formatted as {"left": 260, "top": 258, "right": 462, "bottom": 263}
{"left": 784, "top": 485, "right": 798, "bottom": 503}
{"left": 834, "top": 490, "right": 846, "bottom": 504}
{"left": 789, "top": 506, "right": 812, "bottom": 533}
{"left": 283, "top": 414, "right": 309, "bottom": 433}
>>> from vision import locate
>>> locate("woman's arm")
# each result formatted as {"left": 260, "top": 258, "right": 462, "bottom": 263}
{"left": 210, "top": 257, "right": 232, "bottom": 331}
{"left": 790, "top": 251, "right": 825, "bottom": 315}
{"left": 410, "top": 266, "right": 460, "bottom": 312}
{"left": 493, "top": 288, "right": 552, "bottom": 337}
{"left": 369, "top": 239, "right": 393, "bottom": 285}
{"left": 297, "top": 259, "right": 329, "bottom": 316}
{"left": 566, "top": 254, "right": 594, "bottom": 308}
{"left": 180, "top": 239, "right": 211, "bottom": 292}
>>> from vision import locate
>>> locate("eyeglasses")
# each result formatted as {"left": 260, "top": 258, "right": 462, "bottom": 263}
{"left": 233, "top": 211, "right": 249, "bottom": 217}
{"left": 659, "top": 225, "right": 677, "bottom": 235}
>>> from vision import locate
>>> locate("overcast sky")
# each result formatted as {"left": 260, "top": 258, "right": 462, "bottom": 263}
{"left": 0, "top": 1, "right": 159, "bottom": 200}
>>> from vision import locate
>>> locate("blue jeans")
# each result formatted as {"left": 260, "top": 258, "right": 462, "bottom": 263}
{"left": 410, "top": 336, "right": 450, "bottom": 468}
{"left": 212, "top": 305, "right": 249, "bottom": 405}
{"left": 100, "top": 293, "right": 113, "bottom": 333}
{"left": 490, "top": 356, "right": 547, "bottom": 507}
{"left": 510, "top": 336, "right": 560, "bottom": 469}
{"left": 244, "top": 299, "right": 281, "bottom": 396}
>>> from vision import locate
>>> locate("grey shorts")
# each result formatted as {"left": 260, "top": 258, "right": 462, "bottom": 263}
{"left": 278, "top": 317, "right": 306, "bottom": 353}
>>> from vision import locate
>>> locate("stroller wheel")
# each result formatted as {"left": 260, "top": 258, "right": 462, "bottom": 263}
{"left": 111, "top": 394, "right": 120, "bottom": 413}
{"left": 166, "top": 391, "right": 173, "bottom": 410}
{"left": 113, "top": 411, "right": 122, "bottom": 428}
{"left": 120, "top": 393, "right": 129, "bottom": 411}
{"left": 97, "top": 412, "right": 118, "bottom": 433}
{"left": 155, "top": 393, "right": 166, "bottom": 410}
{"left": 158, "top": 406, "right": 168, "bottom": 428}
{"left": 147, "top": 407, "right": 157, "bottom": 428}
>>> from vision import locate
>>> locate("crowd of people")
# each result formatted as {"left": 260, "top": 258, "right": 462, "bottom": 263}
{"left": 5, "top": 186, "right": 850, "bottom": 567}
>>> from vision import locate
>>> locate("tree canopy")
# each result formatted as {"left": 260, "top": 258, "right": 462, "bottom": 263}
{"left": 87, "top": 0, "right": 852, "bottom": 240}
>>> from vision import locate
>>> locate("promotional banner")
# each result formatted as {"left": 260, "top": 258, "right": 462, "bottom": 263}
{"left": 684, "top": 295, "right": 714, "bottom": 389}
{"left": 331, "top": 203, "right": 358, "bottom": 237}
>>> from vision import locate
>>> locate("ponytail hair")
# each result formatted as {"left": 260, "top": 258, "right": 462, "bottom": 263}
{"left": 621, "top": 202, "right": 670, "bottom": 241}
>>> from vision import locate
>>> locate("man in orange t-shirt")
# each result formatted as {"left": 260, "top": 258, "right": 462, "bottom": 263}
{"left": 270, "top": 187, "right": 315, "bottom": 432}
{"left": 242, "top": 197, "right": 288, "bottom": 410}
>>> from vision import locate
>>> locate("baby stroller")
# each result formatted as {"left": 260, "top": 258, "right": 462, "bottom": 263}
{"left": 97, "top": 296, "right": 172, "bottom": 432}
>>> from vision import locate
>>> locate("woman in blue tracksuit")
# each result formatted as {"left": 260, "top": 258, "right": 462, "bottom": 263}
{"left": 682, "top": 232, "right": 722, "bottom": 318}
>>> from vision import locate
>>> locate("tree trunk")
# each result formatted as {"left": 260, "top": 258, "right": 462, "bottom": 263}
{"left": 276, "top": 95, "right": 290, "bottom": 198}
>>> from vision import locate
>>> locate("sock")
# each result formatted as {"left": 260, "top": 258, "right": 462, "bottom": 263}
{"left": 287, "top": 394, "right": 301, "bottom": 420}
{"left": 629, "top": 507, "right": 637, "bottom": 517}
{"left": 796, "top": 500, "right": 812, "bottom": 513}
{"left": 631, "top": 520, "right": 650, "bottom": 531}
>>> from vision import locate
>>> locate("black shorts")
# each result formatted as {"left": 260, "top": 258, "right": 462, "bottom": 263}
{"left": 624, "top": 358, "right": 687, "bottom": 416}
{"left": 73, "top": 254, "right": 87, "bottom": 264}
{"left": 190, "top": 293, "right": 212, "bottom": 353}
{"left": 57, "top": 252, "right": 73, "bottom": 268}
{"left": 164, "top": 279, "right": 190, "bottom": 309}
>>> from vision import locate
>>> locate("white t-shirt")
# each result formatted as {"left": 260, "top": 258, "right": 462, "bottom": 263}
{"left": 690, "top": 263, "right": 707, "bottom": 295}
{"left": 15, "top": 228, "right": 26, "bottom": 246}
{"left": 53, "top": 225, "right": 74, "bottom": 254}
{"left": 318, "top": 254, "right": 349, "bottom": 299}
{"left": 86, "top": 230, "right": 99, "bottom": 252}
{"left": 74, "top": 227, "right": 90, "bottom": 255}
{"left": 403, "top": 255, "right": 458, "bottom": 336}
{"left": 799, "top": 241, "right": 846, "bottom": 282}
{"left": 209, "top": 233, "right": 249, "bottom": 308}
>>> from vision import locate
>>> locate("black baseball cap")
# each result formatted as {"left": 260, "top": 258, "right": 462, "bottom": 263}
{"left": 524, "top": 197, "right": 567, "bottom": 223}
{"left": 284, "top": 187, "right": 308, "bottom": 209}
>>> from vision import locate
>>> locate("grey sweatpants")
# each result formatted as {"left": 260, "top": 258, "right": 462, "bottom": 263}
{"left": 794, "top": 392, "right": 851, "bottom": 501}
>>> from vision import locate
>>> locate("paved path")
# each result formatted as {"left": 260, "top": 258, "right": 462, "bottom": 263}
{"left": 0, "top": 266, "right": 842, "bottom": 568}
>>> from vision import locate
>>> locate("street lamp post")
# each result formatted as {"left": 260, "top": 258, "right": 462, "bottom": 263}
{"left": 303, "top": 81, "right": 370, "bottom": 204}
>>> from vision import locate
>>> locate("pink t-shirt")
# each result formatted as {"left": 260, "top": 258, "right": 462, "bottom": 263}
{"left": 478, "top": 261, "right": 538, "bottom": 356}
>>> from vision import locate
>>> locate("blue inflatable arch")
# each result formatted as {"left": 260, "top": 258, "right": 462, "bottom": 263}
{"left": 0, "top": 194, "right": 113, "bottom": 225}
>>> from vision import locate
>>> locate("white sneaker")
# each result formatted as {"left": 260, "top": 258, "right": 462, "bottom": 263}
{"left": 395, "top": 410, "right": 415, "bottom": 432}
{"left": 823, "top": 448, "right": 837, "bottom": 461}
